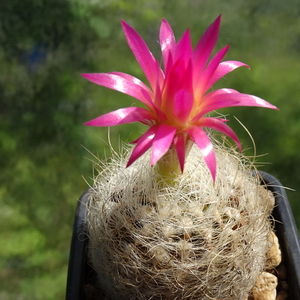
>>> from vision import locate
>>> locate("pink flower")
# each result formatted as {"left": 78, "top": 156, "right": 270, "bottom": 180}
{"left": 82, "top": 16, "right": 278, "bottom": 181}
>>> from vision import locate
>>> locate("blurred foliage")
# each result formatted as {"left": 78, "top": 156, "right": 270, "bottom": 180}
{"left": 0, "top": 0, "right": 300, "bottom": 299}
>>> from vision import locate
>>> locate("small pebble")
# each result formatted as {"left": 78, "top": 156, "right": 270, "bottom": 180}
{"left": 252, "top": 272, "right": 278, "bottom": 300}
{"left": 266, "top": 231, "right": 282, "bottom": 269}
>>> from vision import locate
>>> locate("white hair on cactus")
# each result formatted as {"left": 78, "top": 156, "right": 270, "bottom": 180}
{"left": 87, "top": 143, "right": 274, "bottom": 300}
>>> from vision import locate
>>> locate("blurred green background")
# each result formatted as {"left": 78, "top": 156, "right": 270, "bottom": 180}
{"left": 1, "top": 0, "right": 300, "bottom": 299}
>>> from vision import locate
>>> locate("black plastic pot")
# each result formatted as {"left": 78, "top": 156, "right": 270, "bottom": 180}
{"left": 65, "top": 171, "right": 300, "bottom": 300}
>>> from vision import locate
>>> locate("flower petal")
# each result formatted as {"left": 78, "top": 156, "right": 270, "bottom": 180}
{"left": 193, "top": 89, "right": 278, "bottom": 121}
{"left": 193, "top": 15, "right": 221, "bottom": 80}
{"left": 81, "top": 73, "right": 153, "bottom": 108}
{"left": 207, "top": 61, "right": 249, "bottom": 89}
{"left": 175, "top": 29, "right": 192, "bottom": 66}
{"left": 197, "top": 45, "right": 230, "bottom": 94}
{"left": 151, "top": 124, "right": 177, "bottom": 165}
{"left": 163, "top": 58, "right": 193, "bottom": 108}
{"left": 109, "top": 71, "right": 153, "bottom": 94}
{"left": 185, "top": 126, "right": 216, "bottom": 181}
{"left": 127, "top": 125, "right": 159, "bottom": 167}
{"left": 84, "top": 107, "right": 154, "bottom": 126}
{"left": 159, "top": 19, "right": 176, "bottom": 71}
{"left": 174, "top": 133, "right": 186, "bottom": 172}
{"left": 173, "top": 89, "right": 193, "bottom": 125}
{"left": 198, "top": 117, "right": 242, "bottom": 151}
{"left": 121, "top": 20, "right": 164, "bottom": 90}
{"left": 203, "top": 90, "right": 278, "bottom": 113}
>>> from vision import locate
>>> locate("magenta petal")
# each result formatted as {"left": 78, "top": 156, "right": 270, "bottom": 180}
{"left": 151, "top": 124, "right": 177, "bottom": 165}
{"left": 163, "top": 59, "right": 186, "bottom": 103}
{"left": 192, "top": 88, "right": 238, "bottom": 122}
{"left": 198, "top": 117, "right": 242, "bottom": 151}
{"left": 203, "top": 88, "right": 238, "bottom": 98}
{"left": 207, "top": 61, "right": 249, "bottom": 89}
{"left": 121, "top": 20, "right": 163, "bottom": 90}
{"left": 81, "top": 73, "right": 153, "bottom": 108}
{"left": 159, "top": 19, "right": 176, "bottom": 71}
{"left": 84, "top": 107, "right": 153, "bottom": 127}
{"left": 193, "top": 15, "right": 221, "bottom": 79}
{"left": 164, "top": 51, "right": 174, "bottom": 81}
{"left": 198, "top": 45, "right": 230, "bottom": 93}
{"left": 173, "top": 89, "right": 193, "bottom": 125}
{"left": 153, "top": 81, "right": 168, "bottom": 123}
{"left": 163, "top": 58, "right": 193, "bottom": 106}
{"left": 109, "top": 72, "right": 153, "bottom": 94}
{"left": 174, "top": 133, "right": 185, "bottom": 172}
{"left": 175, "top": 29, "right": 192, "bottom": 66}
{"left": 185, "top": 126, "right": 216, "bottom": 181}
{"left": 193, "top": 89, "right": 278, "bottom": 121}
{"left": 127, "top": 125, "right": 159, "bottom": 167}
{"left": 202, "top": 91, "right": 278, "bottom": 115}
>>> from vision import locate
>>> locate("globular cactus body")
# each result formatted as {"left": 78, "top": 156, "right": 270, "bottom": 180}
{"left": 88, "top": 146, "right": 274, "bottom": 300}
